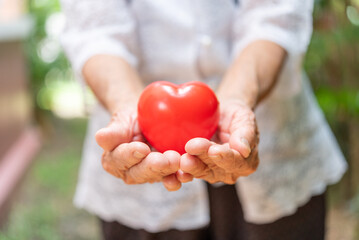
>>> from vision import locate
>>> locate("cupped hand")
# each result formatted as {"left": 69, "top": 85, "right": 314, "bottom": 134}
{"left": 95, "top": 107, "right": 182, "bottom": 191}
{"left": 179, "top": 101, "right": 259, "bottom": 184}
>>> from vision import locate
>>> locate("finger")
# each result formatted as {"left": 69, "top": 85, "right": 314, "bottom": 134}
{"left": 218, "top": 132, "right": 230, "bottom": 143}
{"left": 111, "top": 141, "right": 151, "bottom": 170}
{"left": 185, "top": 138, "right": 215, "bottom": 166}
{"left": 243, "top": 146, "right": 260, "bottom": 175}
{"left": 163, "top": 174, "right": 182, "bottom": 191}
{"left": 185, "top": 138, "right": 213, "bottom": 156}
{"left": 229, "top": 113, "right": 258, "bottom": 158}
{"left": 251, "top": 147, "right": 260, "bottom": 170}
{"left": 127, "top": 152, "right": 178, "bottom": 183}
{"left": 230, "top": 131, "right": 253, "bottom": 158}
{"left": 95, "top": 120, "right": 132, "bottom": 151}
{"left": 101, "top": 153, "right": 125, "bottom": 179}
{"left": 176, "top": 170, "right": 193, "bottom": 183}
{"left": 163, "top": 150, "right": 181, "bottom": 172}
{"left": 207, "top": 144, "right": 239, "bottom": 171}
{"left": 180, "top": 153, "right": 210, "bottom": 178}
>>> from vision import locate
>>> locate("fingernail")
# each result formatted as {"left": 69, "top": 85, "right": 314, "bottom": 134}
{"left": 134, "top": 151, "right": 146, "bottom": 159}
{"left": 240, "top": 138, "right": 251, "bottom": 158}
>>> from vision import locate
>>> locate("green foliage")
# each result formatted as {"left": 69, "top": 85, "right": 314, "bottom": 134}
{"left": 308, "top": 4, "right": 359, "bottom": 235}
{"left": 316, "top": 88, "right": 359, "bottom": 121}
{"left": 305, "top": 0, "right": 359, "bottom": 120}
{"left": 25, "top": 0, "right": 69, "bottom": 111}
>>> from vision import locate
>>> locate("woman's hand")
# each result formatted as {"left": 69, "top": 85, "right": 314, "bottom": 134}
{"left": 179, "top": 101, "right": 259, "bottom": 184}
{"left": 178, "top": 40, "right": 286, "bottom": 184}
{"left": 95, "top": 107, "right": 183, "bottom": 191}
{"left": 83, "top": 55, "right": 183, "bottom": 191}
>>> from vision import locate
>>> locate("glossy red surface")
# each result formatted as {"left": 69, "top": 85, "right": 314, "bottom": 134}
{"left": 138, "top": 81, "right": 219, "bottom": 154}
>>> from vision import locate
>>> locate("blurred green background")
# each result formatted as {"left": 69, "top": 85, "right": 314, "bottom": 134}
{"left": 1, "top": 0, "right": 359, "bottom": 239}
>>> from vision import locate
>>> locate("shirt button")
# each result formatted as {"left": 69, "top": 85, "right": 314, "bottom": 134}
{"left": 198, "top": 35, "right": 212, "bottom": 48}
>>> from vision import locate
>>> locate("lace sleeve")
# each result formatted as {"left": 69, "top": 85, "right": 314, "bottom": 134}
{"left": 233, "top": 0, "right": 314, "bottom": 56}
{"left": 60, "top": 0, "right": 138, "bottom": 76}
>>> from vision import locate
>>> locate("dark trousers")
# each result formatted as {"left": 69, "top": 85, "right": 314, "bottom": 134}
{"left": 100, "top": 184, "right": 326, "bottom": 240}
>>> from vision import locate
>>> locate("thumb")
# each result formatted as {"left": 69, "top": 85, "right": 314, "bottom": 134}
{"left": 229, "top": 112, "right": 258, "bottom": 158}
{"left": 95, "top": 115, "right": 134, "bottom": 151}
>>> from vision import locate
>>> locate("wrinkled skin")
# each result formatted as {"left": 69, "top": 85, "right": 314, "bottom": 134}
{"left": 180, "top": 101, "right": 259, "bottom": 184}
{"left": 96, "top": 100, "right": 259, "bottom": 190}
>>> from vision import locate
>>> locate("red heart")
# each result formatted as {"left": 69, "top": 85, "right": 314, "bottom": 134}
{"left": 137, "top": 81, "right": 219, "bottom": 154}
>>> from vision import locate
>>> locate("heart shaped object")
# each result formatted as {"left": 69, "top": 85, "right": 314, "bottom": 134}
{"left": 138, "top": 81, "right": 219, "bottom": 154}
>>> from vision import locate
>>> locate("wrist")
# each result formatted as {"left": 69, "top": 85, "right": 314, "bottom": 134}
{"left": 104, "top": 79, "right": 144, "bottom": 114}
{"left": 218, "top": 40, "right": 286, "bottom": 110}
{"left": 107, "top": 94, "right": 140, "bottom": 115}
{"left": 217, "top": 72, "right": 259, "bottom": 110}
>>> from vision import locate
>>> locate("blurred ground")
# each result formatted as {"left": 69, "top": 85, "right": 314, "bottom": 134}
{"left": 0, "top": 118, "right": 100, "bottom": 240}
{"left": 0, "top": 117, "right": 357, "bottom": 240}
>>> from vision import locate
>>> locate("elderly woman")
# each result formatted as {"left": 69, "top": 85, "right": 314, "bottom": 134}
{"left": 61, "top": 0, "right": 347, "bottom": 239}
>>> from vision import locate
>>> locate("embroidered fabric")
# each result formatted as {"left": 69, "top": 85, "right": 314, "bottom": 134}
{"left": 61, "top": 0, "right": 347, "bottom": 231}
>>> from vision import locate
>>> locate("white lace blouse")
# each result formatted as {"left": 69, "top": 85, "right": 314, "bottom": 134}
{"left": 61, "top": 0, "right": 347, "bottom": 232}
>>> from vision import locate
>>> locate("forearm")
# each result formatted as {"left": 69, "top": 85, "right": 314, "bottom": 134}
{"left": 217, "top": 40, "right": 287, "bottom": 109}
{"left": 82, "top": 55, "right": 144, "bottom": 114}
